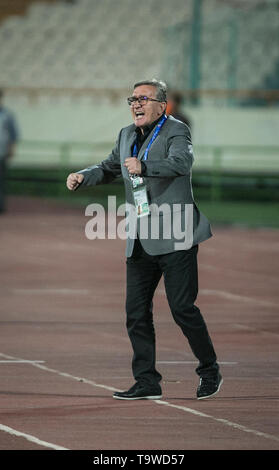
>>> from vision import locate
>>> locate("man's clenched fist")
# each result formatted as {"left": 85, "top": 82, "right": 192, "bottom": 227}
{"left": 66, "top": 173, "right": 84, "bottom": 191}
{"left": 124, "top": 157, "right": 142, "bottom": 175}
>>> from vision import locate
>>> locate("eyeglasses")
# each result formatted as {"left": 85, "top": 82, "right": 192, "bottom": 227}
{"left": 127, "top": 95, "right": 162, "bottom": 106}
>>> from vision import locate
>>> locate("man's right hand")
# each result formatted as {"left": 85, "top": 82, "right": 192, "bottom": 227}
{"left": 66, "top": 173, "right": 84, "bottom": 191}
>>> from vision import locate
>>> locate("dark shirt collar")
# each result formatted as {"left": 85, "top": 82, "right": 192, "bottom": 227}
{"left": 135, "top": 114, "right": 164, "bottom": 138}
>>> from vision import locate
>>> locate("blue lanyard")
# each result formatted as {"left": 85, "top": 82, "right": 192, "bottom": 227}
{"left": 132, "top": 114, "right": 167, "bottom": 161}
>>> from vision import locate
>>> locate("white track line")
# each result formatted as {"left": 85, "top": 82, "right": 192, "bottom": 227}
{"left": 1, "top": 352, "right": 279, "bottom": 445}
{"left": 199, "top": 289, "right": 278, "bottom": 308}
{"left": 0, "top": 360, "right": 45, "bottom": 364}
{"left": 158, "top": 287, "right": 278, "bottom": 309}
{"left": 233, "top": 323, "right": 279, "bottom": 338}
{"left": 0, "top": 353, "right": 121, "bottom": 393}
{"left": 0, "top": 424, "right": 68, "bottom": 450}
{"left": 12, "top": 288, "right": 90, "bottom": 295}
{"left": 154, "top": 400, "right": 279, "bottom": 443}
{"left": 157, "top": 287, "right": 278, "bottom": 307}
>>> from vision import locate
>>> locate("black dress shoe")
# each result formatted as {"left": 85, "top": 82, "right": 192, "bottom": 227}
{"left": 113, "top": 382, "right": 162, "bottom": 400}
{"left": 197, "top": 373, "right": 223, "bottom": 400}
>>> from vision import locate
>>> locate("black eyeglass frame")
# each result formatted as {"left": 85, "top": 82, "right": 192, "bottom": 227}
{"left": 127, "top": 95, "right": 164, "bottom": 106}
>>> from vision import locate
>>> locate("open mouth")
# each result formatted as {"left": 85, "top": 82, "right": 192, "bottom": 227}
{"left": 135, "top": 111, "right": 145, "bottom": 119}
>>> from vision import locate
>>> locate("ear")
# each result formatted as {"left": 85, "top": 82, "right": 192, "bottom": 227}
{"left": 158, "top": 102, "right": 167, "bottom": 115}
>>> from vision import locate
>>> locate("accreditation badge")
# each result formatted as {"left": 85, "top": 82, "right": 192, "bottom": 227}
{"left": 130, "top": 176, "right": 150, "bottom": 218}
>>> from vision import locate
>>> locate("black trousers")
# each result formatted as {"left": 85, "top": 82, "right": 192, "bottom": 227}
{"left": 126, "top": 238, "right": 219, "bottom": 386}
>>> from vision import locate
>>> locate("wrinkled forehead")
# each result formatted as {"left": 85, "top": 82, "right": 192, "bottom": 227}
{"left": 132, "top": 85, "right": 157, "bottom": 98}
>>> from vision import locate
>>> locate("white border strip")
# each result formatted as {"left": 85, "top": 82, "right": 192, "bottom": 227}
{"left": 1, "top": 352, "right": 279, "bottom": 445}
{"left": 0, "top": 424, "right": 68, "bottom": 450}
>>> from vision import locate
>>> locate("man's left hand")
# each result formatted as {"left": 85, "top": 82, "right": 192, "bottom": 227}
{"left": 124, "top": 158, "right": 142, "bottom": 175}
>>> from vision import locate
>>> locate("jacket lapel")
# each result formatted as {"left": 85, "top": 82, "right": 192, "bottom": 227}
{"left": 123, "top": 127, "right": 137, "bottom": 161}
{"left": 122, "top": 128, "right": 137, "bottom": 180}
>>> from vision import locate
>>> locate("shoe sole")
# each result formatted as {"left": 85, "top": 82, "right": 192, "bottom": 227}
{"left": 113, "top": 394, "right": 162, "bottom": 401}
{"left": 197, "top": 378, "right": 223, "bottom": 400}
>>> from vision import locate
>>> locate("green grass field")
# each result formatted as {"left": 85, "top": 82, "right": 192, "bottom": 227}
{"left": 6, "top": 167, "right": 279, "bottom": 228}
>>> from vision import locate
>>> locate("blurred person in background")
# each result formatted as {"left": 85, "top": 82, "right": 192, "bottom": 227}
{"left": 166, "top": 90, "right": 191, "bottom": 129}
{"left": 0, "top": 89, "right": 19, "bottom": 213}
{"left": 66, "top": 79, "right": 222, "bottom": 401}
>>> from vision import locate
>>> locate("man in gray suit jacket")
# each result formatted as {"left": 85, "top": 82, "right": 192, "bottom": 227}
{"left": 67, "top": 79, "right": 222, "bottom": 400}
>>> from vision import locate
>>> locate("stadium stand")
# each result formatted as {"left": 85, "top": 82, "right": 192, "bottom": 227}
{"left": 0, "top": 0, "right": 190, "bottom": 89}
{"left": 1, "top": 1, "right": 278, "bottom": 198}
{"left": 0, "top": 0, "right": 278, "bottom": 95}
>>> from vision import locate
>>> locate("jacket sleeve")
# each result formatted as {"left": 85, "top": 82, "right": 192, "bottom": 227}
{"left": 142, "top": 124, "right": 194, "bottom": 177}
{"left": 77, "top": 130, "right": 122, "bottom": 186}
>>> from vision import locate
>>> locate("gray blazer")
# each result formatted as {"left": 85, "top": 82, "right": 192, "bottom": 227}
{"left": 78, "top": 115, "right": 212, "bottom": 257}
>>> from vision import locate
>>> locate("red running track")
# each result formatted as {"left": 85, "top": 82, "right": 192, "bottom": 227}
{"left": 0, "top": 196, "right": 278, "bottom": 451}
